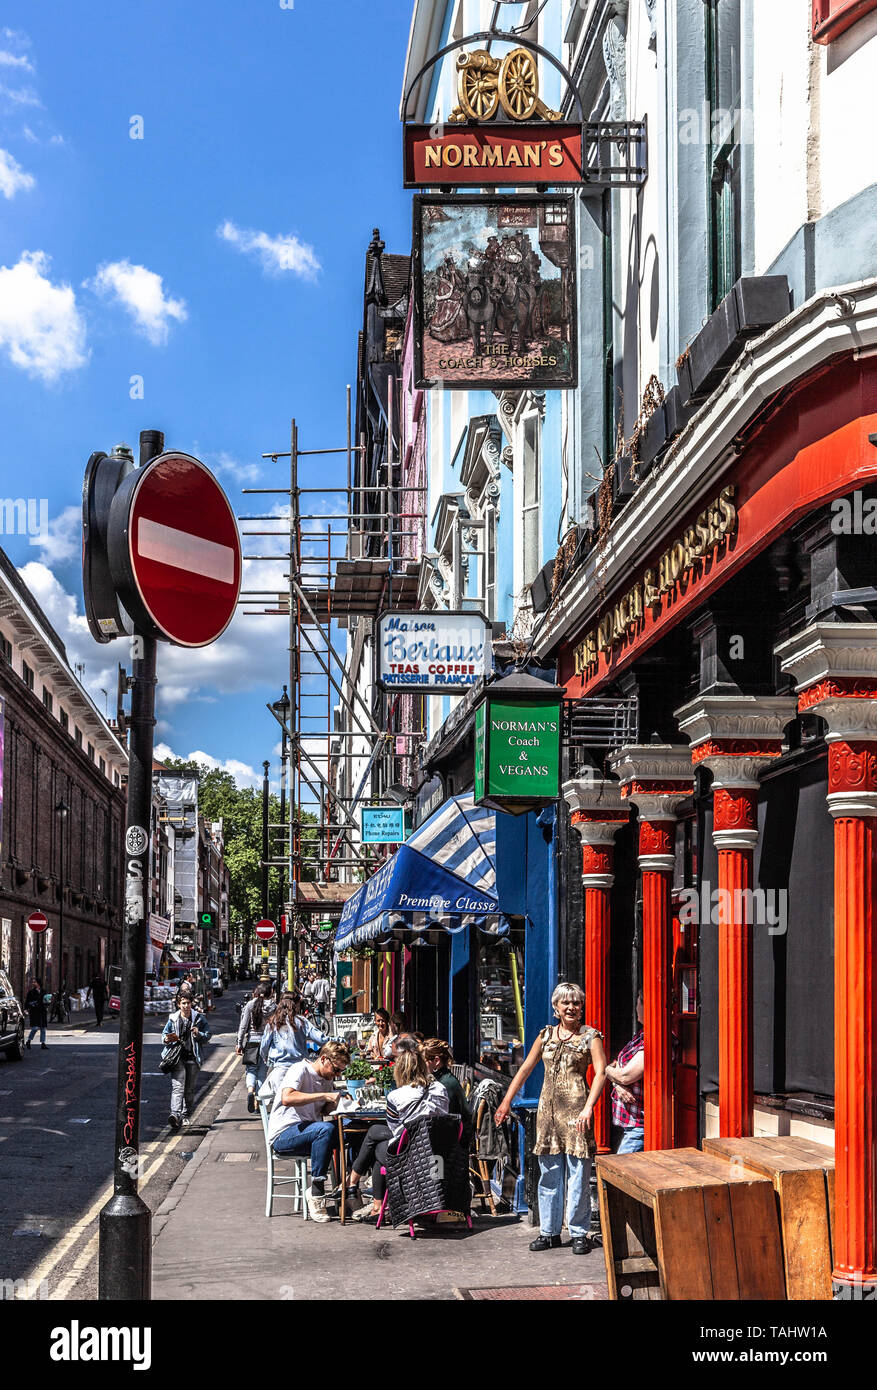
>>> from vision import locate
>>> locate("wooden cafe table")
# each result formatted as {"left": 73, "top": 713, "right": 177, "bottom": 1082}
{"left": 334, "top": 1108, "right": 389, "bottom": 1226}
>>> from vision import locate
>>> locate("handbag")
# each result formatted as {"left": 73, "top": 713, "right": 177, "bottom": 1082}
{"left": 160, "top": 1041, "right": 183, "bottom": 1073}
{"left": 242, "top": 1040, "right": 260, "bottom": 1067}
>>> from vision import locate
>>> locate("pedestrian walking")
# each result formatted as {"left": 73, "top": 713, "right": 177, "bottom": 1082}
{"left": 260, "top": 993, "right": 327, "bottom": 1081}
{"left": 605, "top": 989, "right": 645, "bottom": 1153}
{"left": 311, "top": 973, "right": 331, "bottom": 1027}
{"left": 25, "top": 978, "right": 48, "bottom": 1049}
{"left": 86, "top": 971, "right": 107, "bottom": 1028}
{"left": 162, "top": 993, "right": 212, "bottom": 1131}
{"left": 495, "top": 982, "right": 606, "bottom": 1255}
{"left": 236, "top": 984, "right": 272, "bottom": 1112}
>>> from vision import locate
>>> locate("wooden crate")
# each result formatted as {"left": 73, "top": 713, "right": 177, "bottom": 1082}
{"left": 702, "top": 1135, "right": 834, "bottom": 1301}
{"left": 596, "top": 1148, "right": 786, "bottom": 1301}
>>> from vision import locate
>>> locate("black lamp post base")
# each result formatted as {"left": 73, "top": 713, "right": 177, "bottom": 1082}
{"left": 98, "top": 1193, "right": 152, "bottom": 1300}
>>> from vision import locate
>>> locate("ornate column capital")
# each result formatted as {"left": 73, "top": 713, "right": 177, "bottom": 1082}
{"left": 675, "top": 694, "right": 796, "bottom": 788}
{"left": 564, "top": 778, "right": 629, "bottom": 884}
{"left": 776, "top": 623, "right": 877, "bottom": 744}
{"left": 609, "top": 744, "right": 694, "bottom": 822}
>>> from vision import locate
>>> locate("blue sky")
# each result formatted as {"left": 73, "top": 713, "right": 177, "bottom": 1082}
{"left": 0, "top": 0, "right": 414, "bottom": 788}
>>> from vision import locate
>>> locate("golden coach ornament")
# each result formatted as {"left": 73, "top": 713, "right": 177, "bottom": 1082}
{"left": 450, "top": 47, "right": 562, "bottom": 124}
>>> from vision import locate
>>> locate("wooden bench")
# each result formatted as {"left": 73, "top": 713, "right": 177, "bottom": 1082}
{"left": 595, "top": 1148, "right": 786, "bottom": 1301}
{"left": 702, "top": 1135, "right": 834, "bottom": 1300}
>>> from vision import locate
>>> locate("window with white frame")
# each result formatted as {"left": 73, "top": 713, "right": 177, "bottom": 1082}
{"left": 522, "top": 415, "right": 541, "bottom": 586}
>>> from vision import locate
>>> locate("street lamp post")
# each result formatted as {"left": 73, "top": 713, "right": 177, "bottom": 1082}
{"left": 55, "top": 799, "right": 69, "bottom": 1011}
{"left": 260, "top": 759, "right": 270, "bottom": 985}
{"left": 271, "top": 686, "right": 290, "bottom": 997}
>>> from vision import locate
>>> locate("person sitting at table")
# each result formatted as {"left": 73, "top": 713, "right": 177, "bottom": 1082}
{"left": 266, "top": 1041, "right": 349, "bottom": 1222}
{"left": 260, "top": 994, "right": 327, "bottom": 1080}
{"left": 382, "top": 1011, "right": 407, "bottom": 1058}
{"left": 364, "top": 1009, "right": 391, "bottom": 1061}
{"left": 423, "top": 1037, "right": 472, "bottom": 1147}
{"left": 345, "top": 1040, "right": 449, "bottom": 1223}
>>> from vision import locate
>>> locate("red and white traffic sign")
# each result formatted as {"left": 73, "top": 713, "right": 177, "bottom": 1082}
{"left": 27, "top": 911, "right": 48, "bottom": 933}
{"left": 255, "top": 919, "right": 276, "bottom": 942}
{"left": 108, "top": 452, "right": 241, "bottom": 648}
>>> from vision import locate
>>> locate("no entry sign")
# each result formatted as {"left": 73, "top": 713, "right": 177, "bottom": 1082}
{"left": 255, "top": 919, "right": 276, "bottom": 942}
{"left": 107, "top": 452, "right": 241, "bottom": 647}
{"left": 27, "top": 911, "right": 48, "bottom": 933}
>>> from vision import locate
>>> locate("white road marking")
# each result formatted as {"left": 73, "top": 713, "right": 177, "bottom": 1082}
{"left": 25, "top": 1045, "right": 240, "bottom": 1299}
{"left": 137, "top": 517, "right": 236, "bottom": 584}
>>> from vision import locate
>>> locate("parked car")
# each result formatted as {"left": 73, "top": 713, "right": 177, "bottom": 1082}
{"left": 209, "top": 968, "right": 223, "bottom": 999}
{"left": 0, "top": 969, "right": 26, "bottom": 1062}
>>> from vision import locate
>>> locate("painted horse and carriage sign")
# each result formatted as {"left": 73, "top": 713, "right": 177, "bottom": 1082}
{"left": 412, "top": 194, "right": 577, "bottom": 390}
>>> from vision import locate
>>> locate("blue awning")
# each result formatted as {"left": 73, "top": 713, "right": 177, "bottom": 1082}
{"left": 335, "top": 794, "right": 509, "bottom": 949}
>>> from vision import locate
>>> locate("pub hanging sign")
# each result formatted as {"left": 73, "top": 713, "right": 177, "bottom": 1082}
{"left": 474, "top": 672, "right": 565, "bottom": 816}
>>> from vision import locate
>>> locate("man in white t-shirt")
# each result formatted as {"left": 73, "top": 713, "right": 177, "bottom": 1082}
{"left": 264, "top": 1041, "right": 349, "bottom": 1221}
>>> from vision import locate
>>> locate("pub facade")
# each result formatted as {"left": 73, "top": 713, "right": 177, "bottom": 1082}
{"left": 530, "top": 0, "right": 877, "bottom": 1297}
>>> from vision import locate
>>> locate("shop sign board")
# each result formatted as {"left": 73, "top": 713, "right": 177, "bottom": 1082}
{"left": 474, "top": 694, "right": 562, "bottom": 810}
{"left": 361, "top": 806, "right": 407, "bottom": 844}
{"left": 404, "top": 124, "right": 584, "bottom": 187}
{"left": 377, "top": 611, "right": 491, "bottom": 692}
{"left": 413, "top": 194, "right": 577, "bottom": 391}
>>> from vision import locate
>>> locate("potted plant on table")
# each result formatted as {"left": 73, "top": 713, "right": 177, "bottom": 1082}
{"left": 344, "top": 1056, "right": 374, "bottom": 1101}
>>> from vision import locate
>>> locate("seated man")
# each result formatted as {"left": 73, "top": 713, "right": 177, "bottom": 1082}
{"left": 265, "top": 1040, "right": 349, "bottom": 1221}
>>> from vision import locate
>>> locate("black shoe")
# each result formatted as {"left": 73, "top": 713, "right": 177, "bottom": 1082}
{"left": 41, "top": 1043, "right": 48, "bottom": 1050}
{"left": 529, "top": 1234, "right": 562, "bottom": 1252}
{"left": 571, "top": 1235, "right": 592, "bottom": 1255}
{"left": 25, "top": 1040, "right": 30, "bottom": 1049}
{"left": 168, "top": 1114, "right": 181, "bottom": 1132}
{"left": 247, "top": 1092, "right": 255, "bottom": 1113}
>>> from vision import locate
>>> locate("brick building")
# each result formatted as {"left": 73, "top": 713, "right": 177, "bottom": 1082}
{"left": 0, "top": 549, "right": 127, "bottom": 997}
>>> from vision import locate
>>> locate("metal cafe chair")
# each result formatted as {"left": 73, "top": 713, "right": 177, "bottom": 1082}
{"left": 259, "top": 1096, "right": 310, "bottom": 1220}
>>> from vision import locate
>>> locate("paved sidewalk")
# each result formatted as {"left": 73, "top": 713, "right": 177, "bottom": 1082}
{"left": 151, "top": 1075, "right": 609, "bottom": 1301}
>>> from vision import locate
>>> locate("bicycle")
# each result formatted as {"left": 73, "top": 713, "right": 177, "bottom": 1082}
{"left": 49, "top": 988, "right": 71, "bottom": 1025}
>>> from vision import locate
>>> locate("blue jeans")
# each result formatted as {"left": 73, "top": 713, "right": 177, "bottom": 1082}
{"left": 272, "top": 1120, "right": 338, "bottom": 1180}
{"left": 617, "top": 1126, "right": 644, "bottom": 1154}
{"left": 27, "top": 1024, "right": 46, "bottom": 1045}
{"left": 537, "top": 1152, "right": 592, "bottom": 1238}
{"left": 245, "top": 1057, "right": 268, "bottom": 1093}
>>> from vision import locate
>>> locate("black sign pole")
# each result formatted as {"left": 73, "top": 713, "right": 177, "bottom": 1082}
{"left": 98, "top": 427, "right": 163, "bottom": 1301}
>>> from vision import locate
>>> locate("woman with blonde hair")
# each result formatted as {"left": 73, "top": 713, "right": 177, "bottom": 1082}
{"left": 346, "top": 1039, "right": 449, "bottom": 1223}
{"left": 495, "top": 981, "right": 606, "bottom": 1255}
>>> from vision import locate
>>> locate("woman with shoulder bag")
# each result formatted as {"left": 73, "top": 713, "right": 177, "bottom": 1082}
{"left": 162, "top": 993, "right": 212, "bottom": 1132}
{"left": 236, "top": 985, "right": 272, "bottom": 1113}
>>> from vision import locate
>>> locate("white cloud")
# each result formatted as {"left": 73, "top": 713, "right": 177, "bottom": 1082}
{"left": 0, "top": 50, "right": 33, "bottom": 72}
{"left": 28, "top": 503, "right": 80, "bottom": 563}
{"left": 153, "top": 742, "right": 264, "bottom": 789}
{"left": 0, "top": 146, "right": 34, "bottom": 197}
{"left": 209, "top": 450, "right": 263, "bottom": 486}
{"left": 217, "top": 220, "right": 321, "bottom": 280}
{"left": 17, "top": 562, "right": 117, "bottom": 709}
{"left": 0, "top": 83, "right": 41, "bottom": 108}
{"left": 87, "top": 259, "right": 187, "bottom": 345}
{"left": 0, "top": 251, "right": 88, "bottom": 382}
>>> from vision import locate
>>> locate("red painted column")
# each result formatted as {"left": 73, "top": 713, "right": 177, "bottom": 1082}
{"left": 565, "top": 782, "right": 629, "bottom": 1154}
{"left": 638, "top": 818, "right": 676, "bottom": 1152}
{"left": 775, "top": 627, "right": 877, "bottom": 1296}
{"left": 713, "top": 786, "right": 758, "bottom": 1138}
{"left": 829, "top": 749, "right": 877, "bottom": 1290}
{"left": 610, "top": 746, "right": 694, "bottom": 1153}
{"left": 676, "top": 696, "right": 795, "bottom": 1139}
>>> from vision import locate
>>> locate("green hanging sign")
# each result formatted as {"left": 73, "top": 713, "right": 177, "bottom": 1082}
{"left": 474, "top": 672, "right": 564, "bottom": 815}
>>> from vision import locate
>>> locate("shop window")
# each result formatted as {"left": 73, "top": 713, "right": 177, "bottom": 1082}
{"left": 813, "top": 0, "right": 877, "bottom": 43}
{"left": 22, "top": 662, "right": 34, "bottom": 691}
{"left": 705, "top": 0, "right": 742, "bottom": 310}
{"left": 476, "top": 926, "right": 525, "bottom": 1078}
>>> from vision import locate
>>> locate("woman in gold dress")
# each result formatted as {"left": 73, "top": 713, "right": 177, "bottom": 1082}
{"left": 495, "top": 982, "right": 606, "bottom": 1254}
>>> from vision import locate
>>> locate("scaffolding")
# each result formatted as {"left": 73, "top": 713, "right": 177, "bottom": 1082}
{"left": 237, "top": 390, "right": 427, "bottom": 952}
